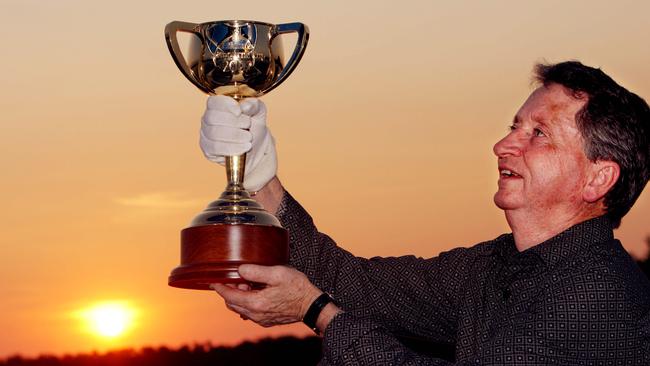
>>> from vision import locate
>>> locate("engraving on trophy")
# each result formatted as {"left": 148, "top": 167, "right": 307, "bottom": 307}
{"left": 210, "top": 25, "right": 256, "bottom": 77}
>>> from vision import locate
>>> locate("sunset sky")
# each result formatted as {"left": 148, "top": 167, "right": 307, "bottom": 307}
{"left": 1, "top": 0, "right": 649, "bottom": 358}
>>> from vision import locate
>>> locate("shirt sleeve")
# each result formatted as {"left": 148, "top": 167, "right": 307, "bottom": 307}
{"left": 321, "top": 311, "right": 465, "bottom": 365}
{"left": 277, "top": 190, "right": 480, "bottom": 345}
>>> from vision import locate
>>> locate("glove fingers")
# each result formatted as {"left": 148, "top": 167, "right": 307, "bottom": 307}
{"left": 200, "top": 130, "right": 252, "bottom": 157}
{"left": 240, "top": 98, "right": 262, "bottom": 116}
{"left": 202, "top": 125, "right": 252, "bottom": 144}
{"left": 202, "top": 110, "right": 251, "bottom": 129}
{"left": 247, "top": 131, "right": 272, "bottom": 168}
{"left": 201, "top": 97, "right": 276, "bottom": 192}
{"left": 206, "top": 95, "right": 241, "bottom": 116}
{"left": 204, "top": 155, "right": 226, "bottom": 165}
{"left": 244, "top": 136, "right": 277, "bottom": 192}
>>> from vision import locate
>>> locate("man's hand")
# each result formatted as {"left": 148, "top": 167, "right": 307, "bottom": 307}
{"left": 210, "top": 265, "right": 323, "bottom": 328}
{"left": 199, "top": 95, "right": 277, "bottom": 192}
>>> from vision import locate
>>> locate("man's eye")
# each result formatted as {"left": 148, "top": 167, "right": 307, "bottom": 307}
{"left": 534, "top": 128, "right": 546, "bottom": 137}
{"left": 508, "top": 125, "right": 517, "bottom": 131}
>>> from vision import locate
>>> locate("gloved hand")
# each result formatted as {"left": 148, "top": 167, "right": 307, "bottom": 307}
{"left": 199, "top": 95, "right": 277, "bottom": 192}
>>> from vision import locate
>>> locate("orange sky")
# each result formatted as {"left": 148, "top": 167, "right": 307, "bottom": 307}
{"left": 1, "top": 0, "right": 649, "bottom": 358}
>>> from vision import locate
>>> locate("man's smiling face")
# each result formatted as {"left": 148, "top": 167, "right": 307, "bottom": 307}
{"left": 493, "top": 83, "right": 592, "bottom": 217}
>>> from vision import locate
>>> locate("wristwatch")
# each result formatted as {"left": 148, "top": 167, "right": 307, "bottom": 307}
{"left": 303, "top": 293, "right": 335, "bottom": 334}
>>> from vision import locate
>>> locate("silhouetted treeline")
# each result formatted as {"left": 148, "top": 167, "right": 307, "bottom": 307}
{"left": 0, "top": 336, "right": 322, "bottom": 366}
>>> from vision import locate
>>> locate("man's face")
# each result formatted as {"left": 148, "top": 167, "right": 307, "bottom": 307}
{"left": 493, "top": 83, "right": 592, "bottom": 216}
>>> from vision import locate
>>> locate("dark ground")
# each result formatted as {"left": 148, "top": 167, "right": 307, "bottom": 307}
{"left": 0, "top": 337, "right": 322, "bottom": 366}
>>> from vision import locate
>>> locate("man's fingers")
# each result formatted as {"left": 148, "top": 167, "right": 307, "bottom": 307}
{"left": 210, "top": 283, "right": 254, "bottom": 308}
{"left": 210, "top": 283, "right": 228, "bottom": 293}
{"left": 228, "top": 303, "right": 250, "bottom": 317}
{"left": 211, "top": 283, "right": 238, "bottom": 297}
{"left": 223, "top": 301, "right": 251, "bottom": 320}
{"left": 237, "top": 283, "right": 251, "bottom": 291}
{"left": 222, "top": 283, "right": 251, "bottom": 291}
{"left": 238, "top": 264, "right": 283, "bottom": 285}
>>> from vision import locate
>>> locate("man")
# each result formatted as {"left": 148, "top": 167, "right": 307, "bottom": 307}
{"left": 201, "top": 61, "right": 650, "bottom": 364}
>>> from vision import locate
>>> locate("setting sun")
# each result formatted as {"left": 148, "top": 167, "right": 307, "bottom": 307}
{"left": 78, "top": 301, "right": 137, "bottom": 339}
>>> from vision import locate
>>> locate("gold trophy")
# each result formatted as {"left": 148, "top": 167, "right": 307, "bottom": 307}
{"left": 164, "top": 20, "right": 309, "bottom": 290}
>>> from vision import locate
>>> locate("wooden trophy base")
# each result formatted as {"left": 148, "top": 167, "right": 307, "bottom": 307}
{"left": 168, "top": 223, "right": 288, "bottom": 290}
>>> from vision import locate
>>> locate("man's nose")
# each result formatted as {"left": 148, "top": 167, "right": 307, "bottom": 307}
{"left": 493, "top": 132, "right": 523, "bottom": 157}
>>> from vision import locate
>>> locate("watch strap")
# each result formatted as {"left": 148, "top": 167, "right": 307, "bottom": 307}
{"left": 303, "top": 293, "right": 334, "bottom": 333}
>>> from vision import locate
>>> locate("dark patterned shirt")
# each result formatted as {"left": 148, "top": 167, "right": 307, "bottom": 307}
{"left": 277, "top": 191, "right": 650, "bottom": 365}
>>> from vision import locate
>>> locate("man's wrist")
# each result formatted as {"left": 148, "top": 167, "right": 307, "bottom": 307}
{"left": 252, "top": 176, "right": 283, "bottom": 215}
{"left": 315, "top": 302, "right": 342, "bottom": 335}
{"left": 303, "top": 293, "right": 334, "bottom": 332}
{"left": 302, "top": 292, "right": 342, "bottom": 335}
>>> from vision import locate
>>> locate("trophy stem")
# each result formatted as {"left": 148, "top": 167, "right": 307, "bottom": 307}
{"left": 225, "top": 154, "right": 246, "bottom": 191}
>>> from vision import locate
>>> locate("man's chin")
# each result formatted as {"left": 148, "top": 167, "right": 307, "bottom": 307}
{"left": 493, "top": 194, "right": 520, "bottom": 210}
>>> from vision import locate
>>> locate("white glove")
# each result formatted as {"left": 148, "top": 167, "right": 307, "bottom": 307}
{"left": 199, "top": 95, "right": 277, "bottom": 192}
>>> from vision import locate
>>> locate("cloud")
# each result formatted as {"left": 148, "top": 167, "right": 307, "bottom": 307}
{"left": 115, "top": 192, "right": 203, "bottom": 210}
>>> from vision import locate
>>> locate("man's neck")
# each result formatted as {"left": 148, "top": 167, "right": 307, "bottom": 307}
{"left": 505, "top": 207, "right": 602, "bottom": 252}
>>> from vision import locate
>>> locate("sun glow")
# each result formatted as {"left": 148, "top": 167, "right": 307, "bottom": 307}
{"left": 79, "top": 301, "right": 137, "bottom": 338}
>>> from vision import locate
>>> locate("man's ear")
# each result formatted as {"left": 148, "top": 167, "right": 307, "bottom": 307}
{"left": 583, "top": 160, "right": 620, "bottom": 203}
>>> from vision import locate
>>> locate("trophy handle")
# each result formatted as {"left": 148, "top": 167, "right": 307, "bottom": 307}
{"left": 165, "top": 21, "right": 213, "bottom": 94}
{"left": 261, "top": 22, "right": 310, "bottom": 95}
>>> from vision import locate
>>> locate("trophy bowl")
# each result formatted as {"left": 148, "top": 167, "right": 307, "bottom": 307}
{"left": 165, "top": 20, "right": 309, "bottom": 290}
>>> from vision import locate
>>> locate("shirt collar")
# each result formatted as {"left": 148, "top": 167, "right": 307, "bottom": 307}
{"left": 493, "top": 216, "right": 614, "bottom": 268}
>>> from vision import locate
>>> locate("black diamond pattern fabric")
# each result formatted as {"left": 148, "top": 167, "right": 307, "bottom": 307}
{"left": 277, "top": 191, "right": 650, "bottom": 365}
